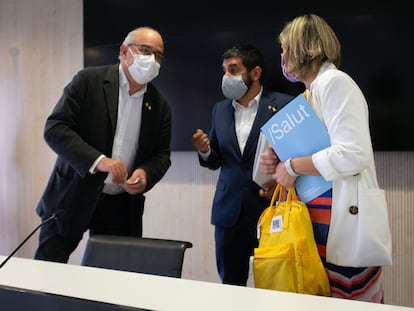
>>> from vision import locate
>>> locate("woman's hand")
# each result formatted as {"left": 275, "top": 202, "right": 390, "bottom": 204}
{"left": 274, "top": 161, "right": 296, "bottom": 188}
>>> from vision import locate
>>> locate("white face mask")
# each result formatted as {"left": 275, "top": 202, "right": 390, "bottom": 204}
{"left": 221, "top": 75, "right": 248, "bottom": 100}
{"left": 127, "top": 49, "right": 160, "bottom": 84}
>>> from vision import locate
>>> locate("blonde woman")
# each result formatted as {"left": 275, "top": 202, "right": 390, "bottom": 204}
{"left": 259, "top": 14, "right": 392, "bottom": 302}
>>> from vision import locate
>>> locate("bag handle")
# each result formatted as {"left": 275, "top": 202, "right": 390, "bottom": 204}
{"left": 286, "top": 187, "right": 298, "bottom": 204}
{"left": 257, "top": 184, "right": 285, "bottom": 230}
{"left": 270, "top": 184, "right": 285, "bottom": 208}
{"left": 282, "top": 187, "right": 299, "bottom": 230}
{"left": 258, "top": 184, "right": 298, "bottom": 230}
{"left": 270, "top": 185, "right": 298, "bottom": 207}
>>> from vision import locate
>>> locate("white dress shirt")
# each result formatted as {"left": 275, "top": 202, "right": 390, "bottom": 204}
{"left": 199, "top": 87, "right": 263, "bottom": 160}
{"left": 232, "top": 88, "right": 262, "bottom": 154}
{"left": 102, "top": 65, "right": 145, "bottom": 194}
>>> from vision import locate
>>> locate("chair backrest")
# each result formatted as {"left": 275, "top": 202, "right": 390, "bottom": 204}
{"left": 80, "top": 235, "right": 192, "bottom": 278}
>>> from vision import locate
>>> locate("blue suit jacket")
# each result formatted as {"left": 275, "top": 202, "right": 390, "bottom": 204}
{"left": 199, "top": 89, "right": 294, "bottom": 227}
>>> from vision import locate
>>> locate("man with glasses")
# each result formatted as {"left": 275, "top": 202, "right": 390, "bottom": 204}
{"left": 34, "top": 27, "right": 172, "bottom": 263}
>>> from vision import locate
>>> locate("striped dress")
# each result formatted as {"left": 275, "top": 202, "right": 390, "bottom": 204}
{"left": 306, "top": 189, "right": 384, "bottom": 303}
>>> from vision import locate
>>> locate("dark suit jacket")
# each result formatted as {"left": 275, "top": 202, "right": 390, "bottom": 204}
{"left": 199, "top": 89, "right": 293, "bottom": 228}
{"left": 36, "top": 64, "right": 172, "bottom": 238}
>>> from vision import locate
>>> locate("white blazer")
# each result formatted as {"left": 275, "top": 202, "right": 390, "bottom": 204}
{"left": 308, "top": 62, "right": 392, "bottom": 267}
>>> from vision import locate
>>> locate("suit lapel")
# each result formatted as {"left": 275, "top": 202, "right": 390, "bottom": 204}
{"left": 137, "top": 88, "right": 157, "bottom": 151}
{"left": 103, "top": 65, "right": 120, "bottom": 136}
{"left": 243, "top": 92, "right": 275, "bottom": 157}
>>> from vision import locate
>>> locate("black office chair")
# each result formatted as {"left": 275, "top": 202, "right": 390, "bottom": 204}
{"left": 80, "top": 235, "right": 192, "bottom": 278}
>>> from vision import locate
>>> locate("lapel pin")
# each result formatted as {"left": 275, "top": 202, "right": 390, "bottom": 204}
{"left": 267, "top": 105, "right": 277, "bottom": 112}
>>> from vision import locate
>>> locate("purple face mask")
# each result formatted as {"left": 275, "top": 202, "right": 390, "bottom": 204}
{"left": 281, "top": 54, "right": 299, "bottom": 83}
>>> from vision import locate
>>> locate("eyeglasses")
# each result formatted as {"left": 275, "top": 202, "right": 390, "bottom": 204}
{"left": 128, "top": 44, "right": 164, "bottom": 63}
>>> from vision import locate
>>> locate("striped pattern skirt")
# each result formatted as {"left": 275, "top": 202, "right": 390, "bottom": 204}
{"left": 306, "top": 189, "right": 384, "bottom": 303}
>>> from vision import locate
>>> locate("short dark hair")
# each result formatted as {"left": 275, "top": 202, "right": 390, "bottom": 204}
{"left": 222, "top": 44, "right": 266, "bottom": 82}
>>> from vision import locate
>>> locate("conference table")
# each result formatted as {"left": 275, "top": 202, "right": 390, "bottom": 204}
{"left": 0, "top": 255, "right": 412, "bottom": 310}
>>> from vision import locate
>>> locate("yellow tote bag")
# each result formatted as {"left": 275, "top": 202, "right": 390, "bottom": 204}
{"left": 253, "top": 184, "right": 331, "bottom": 296}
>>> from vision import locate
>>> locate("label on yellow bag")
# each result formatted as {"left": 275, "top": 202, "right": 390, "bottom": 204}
{"left": 270, "top": 216, "right": 282, "bottom": 232}
{"left": 253, "top": 185, "right": 331, "bottom": 296}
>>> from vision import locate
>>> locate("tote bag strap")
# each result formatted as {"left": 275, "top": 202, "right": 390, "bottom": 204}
{"left": 287, "top": 186, "right": 305, "bottom": 292}
{"left": 280, "top": 187, "right": 298, "bottom": 229}
{"left": 287, "top": 187, "right": 298, "bottom": 202}
{"left": 270, "top": 184, "right": 285, "bottom": 208}
{"left": 257, "top": 184, "right": 286, "bottom": 229}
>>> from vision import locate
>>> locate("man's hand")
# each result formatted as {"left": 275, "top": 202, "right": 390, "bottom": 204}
{"left": 259, "top": 179, "right": 277, "bottom": 199}
{"left": 123, "top": 168, "right": 147, "bottom": 195}
{"left": 96, "top": 157, "right": 128, "bottom": 184}
{"left": 192, "top": 129, "right": 210, "bottom": 153}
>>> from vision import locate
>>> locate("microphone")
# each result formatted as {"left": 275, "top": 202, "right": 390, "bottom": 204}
{"left": 0, "top": 209, "right": 65, "bottom": 269}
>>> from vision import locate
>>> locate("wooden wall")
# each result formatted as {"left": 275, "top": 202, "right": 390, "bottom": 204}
{"left": 0, "top": 0, "right": 84, "bottom": 257}
{"left": 0, "top": 0, "right": 412, "bottom": 307}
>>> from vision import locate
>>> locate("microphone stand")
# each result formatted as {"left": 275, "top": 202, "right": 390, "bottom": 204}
{"left": 0, "top": 213, "right": 57, "bottom": 269}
